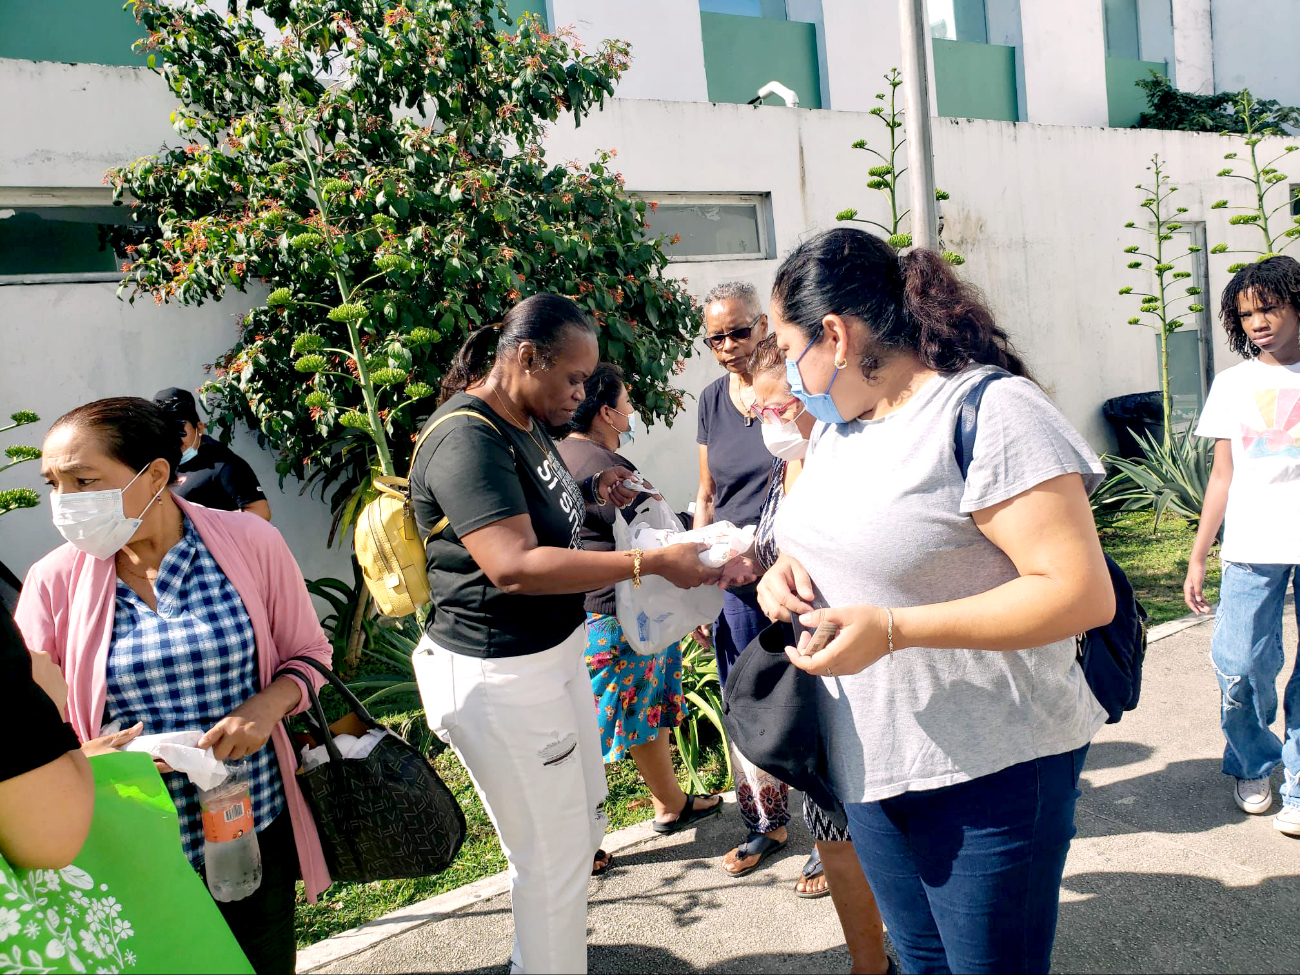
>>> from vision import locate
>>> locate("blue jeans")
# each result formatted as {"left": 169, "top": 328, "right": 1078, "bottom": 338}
{"left": 844, "top": 746, "right": 1088, "bottom": 975}
{"left": 1211, "top": 561, "right": 1300, "bottom": 805}
{"left": 713, "top": 587, "right": 769, "bottom": 691}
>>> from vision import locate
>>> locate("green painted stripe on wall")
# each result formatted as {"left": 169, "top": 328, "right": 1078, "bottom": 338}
{"left": 504, "top": 0, "right": 547, "bottom": 31}
{"left": 1106, "top": 57, "right": 1167, "bottom": 127}
{"left": 932, "top": 38, "right": 1018, "bottom": 122}
{"left": 700, "top": 11, "right": 822, "bottom": 110}
{"left": 0, "top": 0, "right": 146, "bottom": 66}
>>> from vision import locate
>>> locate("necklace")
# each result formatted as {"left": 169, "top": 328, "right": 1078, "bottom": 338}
{"left": 490, "top": 385, "right": 550, "bottom": 455}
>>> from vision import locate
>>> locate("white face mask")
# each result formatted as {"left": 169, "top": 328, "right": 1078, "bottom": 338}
{"left": 179, "top": 425, "right": 201, "bottom": 465}
{"left": 761, "top": 418, "right": 808, "bottom": 461}
{"left": 609, "top": 408, "right": 637, "bottom": 448}
{"left": 50, "top": 466, "right": 166, "bottom": 561}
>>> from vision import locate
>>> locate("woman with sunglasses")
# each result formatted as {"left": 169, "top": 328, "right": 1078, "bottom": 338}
{"left": 694, "top": 282, "right": 786, "bottom": 878}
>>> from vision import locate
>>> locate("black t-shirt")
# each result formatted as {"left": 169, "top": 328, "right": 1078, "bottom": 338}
{"left": 411, "top": 393, "right": 588, "bottom": 658}
{"left": 697, "top": 376, "right": 771, "bottom": 529}
{"left": 174, "top": 435, "right": 267, "bottom": 512}
{"left": 1, "top": 606, "right": 80, "bottom": 783}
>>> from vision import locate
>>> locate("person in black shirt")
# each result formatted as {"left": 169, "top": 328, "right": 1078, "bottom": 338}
{"left": 152, "top": 387, "right": 272, "bottom": 521}
{"left": 0, "top": 604, "right": 95, "bottom": 869}
{"left": 408, "top": 294, "right": 719, "bottom": 975}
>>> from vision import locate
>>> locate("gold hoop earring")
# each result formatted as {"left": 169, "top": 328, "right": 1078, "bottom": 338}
{"left": 834, "top": 357, "right": 848, "bottom": 370}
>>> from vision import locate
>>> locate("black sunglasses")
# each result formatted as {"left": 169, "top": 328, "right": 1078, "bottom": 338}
{"left": 705, "top": 313, "right": 763, "bottom": 351}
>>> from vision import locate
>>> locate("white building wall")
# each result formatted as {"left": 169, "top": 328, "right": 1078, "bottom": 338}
{"left": 820, "top": 0, "right": 902, "bottom": 113}
{"left": 1017, "top": 0, "right": 1109, "bottom": 126}
{"left": 1210, "top": 0, "right": 1300, "bottom": 106}
{"left": 541, "top": 98, "right": 1295, "bottom": 508}
{"left": 1172, "top": 0, "right": 1214, "bottom": 94}
{"left": 0, "top": 285, "right": 352, "bottom": 586}
{"left": 551, "top": 0, "right": 709, "bottom": 102}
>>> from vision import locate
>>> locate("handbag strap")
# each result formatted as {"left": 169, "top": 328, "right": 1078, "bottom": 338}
{"left": 406, "top": 407, "right": 514, "bottom": 540}
{"left": 275, "top": 657, "right": 382, "bottom": 767}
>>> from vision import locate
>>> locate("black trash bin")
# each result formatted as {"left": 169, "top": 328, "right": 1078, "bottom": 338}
{"left": 1103, "top": 391, "right": 1164, "bottom": 458}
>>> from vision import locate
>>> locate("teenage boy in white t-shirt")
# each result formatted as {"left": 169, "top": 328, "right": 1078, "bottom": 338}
{"left": 1185, "top": 256, "right": 1300, "bottom": 837}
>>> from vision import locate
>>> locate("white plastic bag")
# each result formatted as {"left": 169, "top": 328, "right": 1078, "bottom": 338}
{"left": 632, "top": 520, "right": 756, "bottom": 568}
{"left": 613, "top": 495, "right": 725, "bottom": 655}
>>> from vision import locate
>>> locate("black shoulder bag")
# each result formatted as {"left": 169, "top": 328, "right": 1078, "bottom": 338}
{"left": 276, "top": 658, "right": 466, "bottom": 883}
{"left": 955, "top": 372, "right": 1148, "bottom": 723}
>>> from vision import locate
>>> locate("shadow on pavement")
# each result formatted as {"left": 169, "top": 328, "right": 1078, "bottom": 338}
{"left": 1078, "top": 756, "right": 1263, "bottom": 836}
{"left": 1054, "top": 871, "right": 1300, "bottom": 974}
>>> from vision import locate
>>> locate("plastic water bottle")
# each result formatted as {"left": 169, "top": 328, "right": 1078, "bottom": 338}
{"left": 199, "top": 760, "right": 263, "bottom": 902}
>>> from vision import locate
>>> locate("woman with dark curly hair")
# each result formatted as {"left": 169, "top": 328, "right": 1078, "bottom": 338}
{"left": 1184, "top": 255, "right": 1300, "bottom": 836}
{"left": 756, "top": 227, "right": 1114, "bottom": 974}
{"left": 557, "top": 363, "right": 723, "bottom": 840}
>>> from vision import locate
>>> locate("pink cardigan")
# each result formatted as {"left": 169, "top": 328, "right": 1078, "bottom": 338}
{"left": 16, "top": 496, "right": 334, "bottom": 901}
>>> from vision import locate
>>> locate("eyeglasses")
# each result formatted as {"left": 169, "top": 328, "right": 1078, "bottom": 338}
{"left": 704, "top": 314, "right": 763, "bottom": 351}
{"left": 749, "top": 397, "right": 803, "bottom": 424}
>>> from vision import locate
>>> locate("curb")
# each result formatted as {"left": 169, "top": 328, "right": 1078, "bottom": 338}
{"left": 1147, "top": 608, "right": 1215, "bottom": 643}
{"left": 298, "top": 611, "right": 1225, "bottom": 971}
{"left": 296, "top": 792, "right": 737, "bottom": 973}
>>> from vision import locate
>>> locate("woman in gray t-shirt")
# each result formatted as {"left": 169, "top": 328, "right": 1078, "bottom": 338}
{"left": 756, "top": 228, "right": 1112, "bottom": 975}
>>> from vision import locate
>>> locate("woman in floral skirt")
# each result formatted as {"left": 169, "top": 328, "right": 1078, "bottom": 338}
{"left": 558, "top": 364, "right": 723, "bottom": 851}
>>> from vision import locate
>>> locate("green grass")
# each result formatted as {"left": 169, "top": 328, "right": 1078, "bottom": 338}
{"left": 294, "top": 729, "right": 729, "bottom": 948}
{"left": 1096, "top": 509, "right": 1220, "bottom": 626}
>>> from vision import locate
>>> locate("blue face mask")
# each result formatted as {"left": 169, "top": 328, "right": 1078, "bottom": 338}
{"left": 611, "top": 409, "right": 637, "bottom": 448}
{"left": 786, "top": 334, "right": 847, "bottom": 425}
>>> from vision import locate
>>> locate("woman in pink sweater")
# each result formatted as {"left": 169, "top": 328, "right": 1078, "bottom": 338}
{"left": 16, "top": 397, "right": 333, "bottom": 974}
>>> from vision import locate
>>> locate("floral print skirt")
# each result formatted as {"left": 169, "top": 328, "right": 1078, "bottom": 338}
{"left": 585, "top": 613, "right": 689, "bottom": 764}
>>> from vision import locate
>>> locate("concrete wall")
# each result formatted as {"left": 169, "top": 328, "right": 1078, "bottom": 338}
{"left": 0, "top": 284, "right": 352, "bottom": 585}
{"left": 1172, "top": 0, "right": 1214, "bottom": 93}
{"left": 1210, "top": 0, "right": 1300, "bottom": 105}
{"left": 540, "top": 97, "right": 1296, "bottom": 509}
{"left": 552, "top": 0, "right": 709, "bottom": 102}
{"left": 1018, "top": 0, "right": 1109, "bottom": 126}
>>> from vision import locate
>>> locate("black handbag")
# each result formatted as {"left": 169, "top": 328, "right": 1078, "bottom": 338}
{"left": 277, "top": 657, "right": 466, "bottom": 884}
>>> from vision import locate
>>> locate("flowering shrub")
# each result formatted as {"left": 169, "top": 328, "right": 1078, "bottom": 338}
{"left": 110, "top": 0, "right": 699, "bottom": 529}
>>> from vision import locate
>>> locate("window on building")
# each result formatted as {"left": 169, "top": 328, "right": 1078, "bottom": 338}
{"left": 1163, "top": 223, "right": 1214, "bottom": 428}
{"left": 929, "top": 0, "right": 988, "bottom": 44}
{"left": 638, "top": 193, "right": 773, "bottom": 262}
{"left": 1290, "top": 183, "right": 1300, "bottom": 218}
{"left": 1103, "top": 0, "right": 1142, "bottom": 59}
{"left": 0, "top": 192, "right": 155, "bottom": 285}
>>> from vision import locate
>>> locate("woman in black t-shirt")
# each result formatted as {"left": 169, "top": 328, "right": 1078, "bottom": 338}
{"left": 409, "top": 294, "right": 718, "bottom": 975}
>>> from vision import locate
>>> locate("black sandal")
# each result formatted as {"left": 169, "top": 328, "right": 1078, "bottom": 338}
{"left": 591, "top": 849, "right": 613, "bottom": 876}
{"left": 652, "top": 793, "right": 723, "bottom": 834}
{"left": 795, "top": 846, "right": 831, "bottom": 899}
{"left": 722, "top": 831, "right": 788, "bottom": 878}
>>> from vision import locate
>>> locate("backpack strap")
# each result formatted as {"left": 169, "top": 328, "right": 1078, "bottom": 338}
{"left": 953, "top": 372, "right": 1009, "bottom": 480}
{"left": 406, "top": 407, "right": 514, "bottom": 540}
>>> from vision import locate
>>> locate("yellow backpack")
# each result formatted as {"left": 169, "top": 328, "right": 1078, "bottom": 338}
{"left": 355, "top": 409, "right": 507, "bottom": 618}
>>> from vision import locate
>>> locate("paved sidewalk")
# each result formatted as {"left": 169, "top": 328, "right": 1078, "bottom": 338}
{"left": 299, "top": 614, "right": 1300, "bottom": 974}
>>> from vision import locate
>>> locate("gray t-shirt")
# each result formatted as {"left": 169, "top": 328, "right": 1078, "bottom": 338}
{"left": 774, "top": 365, "right": 1108, "bottom": 803}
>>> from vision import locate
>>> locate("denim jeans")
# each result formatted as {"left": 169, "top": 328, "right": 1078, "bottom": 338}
{"left": 713, "top": 587, "right": 769, "bottom": 690}
{"left": 844, "top": 746, "right": 1088, "bottom": 975}
{"left": 1211, "top": 561, "right": 1300, "bottom": 805}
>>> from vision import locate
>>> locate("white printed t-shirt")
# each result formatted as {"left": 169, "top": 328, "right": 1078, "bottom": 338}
{"left": 1194, "top": 358, "right": 1300, "bottom": 565}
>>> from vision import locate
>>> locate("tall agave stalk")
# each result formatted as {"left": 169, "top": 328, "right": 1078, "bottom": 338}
{"left": 1118, "top": 155, "right": 1204, "bottom": 450}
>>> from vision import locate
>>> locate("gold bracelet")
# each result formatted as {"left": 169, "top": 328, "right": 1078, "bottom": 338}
{"left": 886, "top": 607, "right": 895, "bottom": 655}
{"left": 631, "top": 548, "right": 643, "bottom": 589}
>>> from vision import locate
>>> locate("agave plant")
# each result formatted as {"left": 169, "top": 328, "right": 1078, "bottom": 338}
{"left": 674, "top": 637, "right": 733, "bottom": 794}
{"left": 345, "top": 615, "right": 423, "bottom": 709}
{"left": 1094, "top": 419, "right": 1213, "bottom": 532}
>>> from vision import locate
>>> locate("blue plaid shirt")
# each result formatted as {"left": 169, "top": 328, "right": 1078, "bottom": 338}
{"left": 104, "top": 518, "right": 285, "bottom": 865}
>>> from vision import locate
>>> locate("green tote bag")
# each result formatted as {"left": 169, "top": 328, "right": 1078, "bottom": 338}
{"left": 0, "top": 752, "right": 253, "bottom": 975}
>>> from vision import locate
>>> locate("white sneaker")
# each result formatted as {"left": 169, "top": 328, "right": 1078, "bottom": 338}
{"left": 1234, "top": 777, "right": 1273, "bottom": 815}
{"left": 1273, "top": 805, "right": 1300, "bottom": 836}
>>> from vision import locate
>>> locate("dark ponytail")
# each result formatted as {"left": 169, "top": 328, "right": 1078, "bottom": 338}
{"left": 439, "top": 293, "right": 595, "bottom": 404}
{"left": 899, "top": 249, "right": 1032, "bottom": 380}
{"left": 771, "top": 227, "right": 1032, "bottom": 382}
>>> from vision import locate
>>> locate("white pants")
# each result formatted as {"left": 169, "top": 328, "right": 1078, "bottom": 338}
{"left": 412, "top": 624, "right": 608, "bottom": 975}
